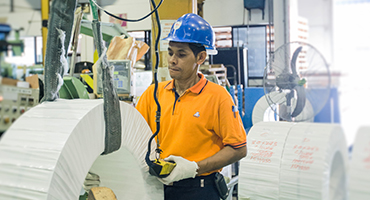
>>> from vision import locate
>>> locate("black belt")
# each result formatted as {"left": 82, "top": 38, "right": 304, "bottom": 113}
{"left": 168, "top": 173, "right": 216, "bottom": 187}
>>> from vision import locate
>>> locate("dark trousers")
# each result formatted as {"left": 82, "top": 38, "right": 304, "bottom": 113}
{"left": 164, "top": 173, "right": 220, "bottom": 200}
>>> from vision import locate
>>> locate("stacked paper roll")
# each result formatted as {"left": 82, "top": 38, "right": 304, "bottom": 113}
{"left": 279, "top": 123, "right": 348, "bottom": 200}
{"left": 252, "top": 92, "right": 314, "bottom": 125}
{"left": 0, "top": 99, "right": 163, "bottom": 199}
{"left": 348, "top": 126, "right": 370, "bottom": 199}
{"left": 238, "top": 121, "right": 296, "bottom": 199}
{"left": 252, "top": 92, "right": 286, "bottom": 124}
{"left": 239, "top": 122, "right": 348, "bottom": 200}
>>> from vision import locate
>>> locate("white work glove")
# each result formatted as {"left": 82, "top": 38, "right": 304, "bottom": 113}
{"left": 159, "top": 155, "right": 199, "bottom": 185}
{"left": 83, "top": 171, "right": 100, "bottom": 193}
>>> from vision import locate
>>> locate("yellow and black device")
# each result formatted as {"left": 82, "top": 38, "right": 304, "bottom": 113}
{"left": 149, "top": 159, "right": 176, "bottom": 178}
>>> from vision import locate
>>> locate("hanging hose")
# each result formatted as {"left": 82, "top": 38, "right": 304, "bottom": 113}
{"left": 43, "top": 0, "right": 77, "bottom": 102}
{"left": 89, "top": 0, "right": 122, "bottom": 154}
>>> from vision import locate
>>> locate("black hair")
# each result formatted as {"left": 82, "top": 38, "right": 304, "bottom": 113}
{"left": 188, "top": 43, "right": 206, "bottom": 58}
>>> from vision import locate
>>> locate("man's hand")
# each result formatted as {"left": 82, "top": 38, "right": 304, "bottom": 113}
{"left": 159, "top": 155, "right": 199, "bottom": 185}
{"left": 83, "top": 172, "right": 100, "bottom": 193}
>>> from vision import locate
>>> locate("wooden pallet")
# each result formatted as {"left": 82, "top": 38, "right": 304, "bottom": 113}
{"left": 199, "top": 64, "right": 230, "bottom": 87}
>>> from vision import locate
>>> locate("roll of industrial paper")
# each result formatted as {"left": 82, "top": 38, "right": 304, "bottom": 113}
{"left": 279, "top": 123, "right": 348, "bottom": 200}
{"left": 252, "top": 92, "right": 314, "bottom": 125}
{"left": 348, "top": 126, "right": 370, "bottom": 200}
{"left": 0, "top": 99, "right": 163, "bottom": 199}
{"left": 238, "top": 121, "right": 296, "bottom": 199}
{"left": 238, "top": 122, "right": 348, "bottom": 200}
{"left": 252, "top": 92, "right": 285, "bottom": 125}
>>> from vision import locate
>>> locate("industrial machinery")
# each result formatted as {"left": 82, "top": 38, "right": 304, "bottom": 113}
{"left": 0, "top": 24, "right": 24, "bottom": 79}
{"left": 0, "top": 84, "right": 39, "bottom": 134}
{"left": 59, "top": 76, "right": 90, "bottom": 99}
{"left": 55, "top": 2, "right": 132, "bottom": 101}
{"left": 0, "top": 24, "right": 24, "bottom": 57}
{"left": 262, "top": 41, "right": 331, "bottom": 122}
{"left": 0, "top": 24, "right": 30, "bottom": 135}
{"left": 80, "top": 19, "right": 130, "bottom": 43}
{"left": 94, "top": 60, "right": 132, "bottom": 97}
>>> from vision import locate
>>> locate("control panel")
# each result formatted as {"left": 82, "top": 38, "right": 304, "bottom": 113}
{"left": 0, "top": 85, "right": 39, "bottom": 133}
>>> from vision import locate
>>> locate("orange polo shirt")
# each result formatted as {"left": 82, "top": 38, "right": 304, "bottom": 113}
{"left": 136, "top": 73, "right": 246, "bottom": 175}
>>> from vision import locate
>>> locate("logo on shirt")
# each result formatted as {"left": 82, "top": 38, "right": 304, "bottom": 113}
{"left": 193, "top": 111, "right": 200, "bottom": 118}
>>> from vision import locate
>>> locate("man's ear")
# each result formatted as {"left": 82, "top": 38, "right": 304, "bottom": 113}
{"left": 196, "top": 51, "right": 207, "bottom": 65}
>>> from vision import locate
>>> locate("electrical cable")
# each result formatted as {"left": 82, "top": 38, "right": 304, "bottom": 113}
{"left": 92, "top": 0, "right": 168, "bottom": 176}
{"left": 90, "top": 0, "right": 164, "bottom": 22}
{"left": 145, "top": 0, "right": 162, "bottom": 167}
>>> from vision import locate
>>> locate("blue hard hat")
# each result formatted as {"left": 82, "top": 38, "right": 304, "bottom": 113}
{"left": 163, "top": 13, "right": 217, "bottom": 55}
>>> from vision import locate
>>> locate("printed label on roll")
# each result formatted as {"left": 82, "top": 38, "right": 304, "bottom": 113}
{"left": 238, "top": 122, "right": 348, "bottom": 200}
{"left": 239, "top": 121, "right": 295, "bottom": 200}
{"left": 279, "top": 123, "right": 348, "bottom": 200}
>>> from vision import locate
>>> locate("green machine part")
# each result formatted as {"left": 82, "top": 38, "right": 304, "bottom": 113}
{"left": 8, "top": 28, "right": 24, "bottom": 56}
{"left": 80, "top": 19, "right": 130, "bottom": 43}
{"left": 59, "top": 76, "right": 90, "bottom": 99}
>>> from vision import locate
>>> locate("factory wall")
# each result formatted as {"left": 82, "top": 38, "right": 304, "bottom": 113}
{"left": 203, "top": 0, "right": 270, "bottom": 26}
{"left": 203, "top": 0, "right": 333, "bottom": 67}
{"left": 0, "top": 0, "right": 152, "bottom": 37}
{"left": 298, "top": 0, "right": 333, "bottom": 66}
{"left": 0, "top": 0, "right": 333, "bottom": 69}
{"left": 0, "top": 0, "right": 273, "bottom": 37}
{"left": 99, "top": 0, "right": 152, "bottom": 31}
{"left": 102, "top": 0, "right": 271, "bottom": 28}
{"left": 0, "top": 0, "right": 42, "bottom": 38}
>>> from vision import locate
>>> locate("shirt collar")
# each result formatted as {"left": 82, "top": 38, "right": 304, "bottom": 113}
{"left": 164, "top": 73, "right": 208, "bottom": 94}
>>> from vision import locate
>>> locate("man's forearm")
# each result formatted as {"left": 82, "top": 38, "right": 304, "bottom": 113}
{"left": 196, "top": 146, "right": 247, "bottom": 175}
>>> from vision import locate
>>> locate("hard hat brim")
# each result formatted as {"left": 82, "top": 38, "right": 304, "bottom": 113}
{"left": 163, "top": 36, "right": 218, "bottom": 55}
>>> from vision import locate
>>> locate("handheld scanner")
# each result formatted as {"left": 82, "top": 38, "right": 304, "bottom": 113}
{"left": 148, "top": 159, "right": 176, "bottom": 178}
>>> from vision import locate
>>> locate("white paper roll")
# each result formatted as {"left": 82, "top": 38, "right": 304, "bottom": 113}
{"left": 252, "top": 92, "right": 314, "bottom": 125}
{"left": 252, "top": 92, "right": 286, "bottom": 125}
{"left": 238, "top": 121, "right": 296, "bottom": 199}
{"left": 348, "top": 126, "right": 370, "bottom": 200}
{"left": 279, "top": 123, "right": 348, "bottom": 200}
{"left": 0, "top": 99, "right": 163, "bottom": 199}
{"left": 239, "top": 122, "right": 348, "bottom": 200}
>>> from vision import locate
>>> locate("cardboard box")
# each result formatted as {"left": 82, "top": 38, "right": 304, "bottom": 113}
{"left": 25, "top": 74, "right": 40, "bottom": 89}
{"left": 1, "top": 77, "right": 18, "bottom": 86}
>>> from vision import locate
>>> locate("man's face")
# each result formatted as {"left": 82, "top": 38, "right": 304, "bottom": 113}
{"left": 167, "top": 42, "right": 199, "bottom": 81}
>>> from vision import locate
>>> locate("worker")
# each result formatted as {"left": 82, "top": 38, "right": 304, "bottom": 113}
{"left": 135, "top": 13, "right": 247, "bottom": 200}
